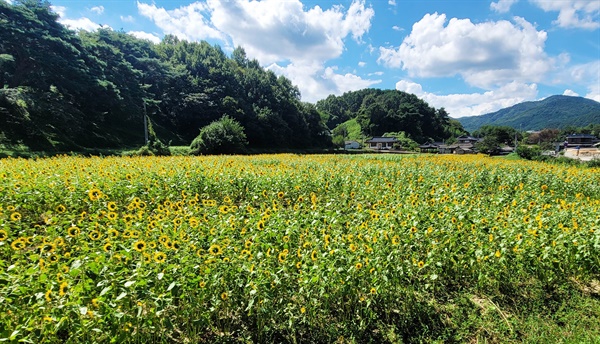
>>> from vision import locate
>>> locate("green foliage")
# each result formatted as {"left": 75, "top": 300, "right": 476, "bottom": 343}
{"left": 1, "top": 154, "right": 600, "bottom": 342}
{"left": 516, "top": 145, "right": 541, "bottom": 160}
{"left": 136, "top": 116, "right": 170, "bottom": 156}
{"left": 473, "top": 125, "right": 520, "bottom": 145}
{"left": 318, "top": 89, "right": 461, "bottom": 143}
{"left": 458, "top": 95, "right": 600, "bottom": 132}
{"left": 0, "top": 2, "right": 331, "bottom": 152}
{"left": 383, "top": 131, "right": 419, "bottom": 151}
{"left": 476, "top": 135, "right": 501, "bottom": 156}
{"left": 190, "top": 115, "right": 248, "bottom": 155}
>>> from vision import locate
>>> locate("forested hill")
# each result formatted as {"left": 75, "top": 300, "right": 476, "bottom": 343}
{"left": 457, "top": 95, "right": 600, "bottom": 132}
{"left": 0, "top": 1, "right": 331, "bottom": 152}
{"left": 316, "top": 89, "right": 466, "bottom": 143}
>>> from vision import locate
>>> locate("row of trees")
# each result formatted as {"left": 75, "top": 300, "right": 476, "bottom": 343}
{"left": 316, "top": 89, "right": 467, "bottom": 145}
{"left": 0, "top": 0, "right": 330, "bottom": 153}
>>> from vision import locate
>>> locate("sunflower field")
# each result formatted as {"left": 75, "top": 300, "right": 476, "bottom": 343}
{"left": 0, "top": 154, "right": 599, "bottom": 343}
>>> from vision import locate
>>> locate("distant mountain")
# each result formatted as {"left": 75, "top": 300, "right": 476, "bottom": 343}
{"left": 456, "top": 95, "right": 600, "bottom": 132}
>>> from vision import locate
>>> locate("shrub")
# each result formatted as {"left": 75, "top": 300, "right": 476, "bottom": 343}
{"left": 190, "top": 115, "right": 248, "bottom": 155}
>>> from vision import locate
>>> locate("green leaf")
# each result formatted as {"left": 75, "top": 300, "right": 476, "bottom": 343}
{"left": 116, "top": 292, "right": 127, "bottom": 301}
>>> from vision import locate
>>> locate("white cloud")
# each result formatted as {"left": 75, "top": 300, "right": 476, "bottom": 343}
{"left": 137, "top": 1, "right": 225, "bottom": 42}
{"left": 90, "top": 6, "right": 104, "bottom": 15}
{"left": 530, "top": 0, "right": 600, "bottom": 30}
{"left": 137, "top": 0, "right": 375, "bottom": 102}
{"left": 388, "top": 0, "right": 396, "bottom": 6}
{"left": 60, "top": 17, "right": 103, "bottom": 31}
{"left": 553, "top": 60, "right": 600, "bottom": 102}
{"left": 395, "top": 80, "right": 538, "bottom": 117}
{"left": 392, "top": 25, "right": 403, "bottom": 31}
{"left": 358, "top": 61, "right": 366, "bottom": 67}
{"left": 563, "top": 89, "right": 579, "bottom": 97}
{"left": 490, "top": 0, "right": 518, "bottom": 13}
{"left": 267, "top": 62, "right": 380, "bottom": 103}
{"left": 207, "top": 0, "right": 374, "bottom": 64}
{"left": 51, "top": 5, "right": 67, "bottom": 18}
{"left": 121, "top": 15, "right": 135, "bottom": 23}
{"left": 129, "top": 31, "right": 161, "bottom": 44}
{"left": 51, "top": 5, "right": 106, "bottom": 31}
{"left": 378, "top": 13, "right": 552, "bottom": 89}
{"left": 4, "top": 0, "right": 13, "bottom": 4}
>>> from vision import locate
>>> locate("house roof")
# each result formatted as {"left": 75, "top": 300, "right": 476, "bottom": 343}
{"left": 567, "top": 133, "right": 596, "bottom": 139}
{"left": 366, "top": 137, "right": 398, "bottom": 143}
{"left": 418, "top": 143, "right": 438, "bottom": 149}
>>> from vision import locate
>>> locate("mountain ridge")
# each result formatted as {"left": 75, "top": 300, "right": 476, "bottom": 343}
{"left": 456, "top": 95, "right": 600, "bottom": 132}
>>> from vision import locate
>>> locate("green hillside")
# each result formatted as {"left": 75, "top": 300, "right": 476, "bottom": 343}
{"left": 0, "top": 1, "right": 331, "bottom": 153}
{"left": 457, "top": 95, "right": 600, "bottom": 132}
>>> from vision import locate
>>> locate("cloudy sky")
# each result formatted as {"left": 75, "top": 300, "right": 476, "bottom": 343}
{"left": 14, "top": 0, "right": 600, "bottom": 117}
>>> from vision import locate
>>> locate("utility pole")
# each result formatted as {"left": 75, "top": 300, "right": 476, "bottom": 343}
{"left": 143, "top": 100, "right": 148, "bottom": 145}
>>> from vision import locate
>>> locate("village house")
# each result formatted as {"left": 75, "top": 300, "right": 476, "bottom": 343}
{"left": 344, "top": 140, "right": 361, "bottom": 150}
{"left": 566, "top": 134, "right": 598, "bottom": 147}
{"left": 365, "top": 137, "right": 399, "bottom": 150}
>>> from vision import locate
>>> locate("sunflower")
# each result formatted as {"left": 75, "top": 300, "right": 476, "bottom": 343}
{"left": 355, "top": 262, "right": 363, "bottom": 270}
{"left": 0, "top": 230, "right": 8, "bottom": 241}
{"left": 108, "top": 229, "right": 119, "bottom": 239}
{"left": 199, "top": 281, "right": 206, "bottom": 288}
{"left": 495, "top": 250, "right": 502, "bottom": 258}
{"left": 278, "top": 251, "right": 287, "bottom": 263}
{"left": 257, "top": 220, "right": 265, "bottom": 231}
{"left": 171, "top": 241, "right": 180, "bottom": 250}
{"left": 56, "top": 204, "right": 66, "bottom": 213}
{"left": 88, "top": 230, "right": 101, "bottom": 241}
{"left": 417, "top": 261, "right": 425, "bottom": 268}
{"left": 158, "top": 235, "right": 169, "bottom": 244}
{"left": 11, "top": 239, "right": 26, "bottom": 250}
{"left": 370, "top": 287, "right": 377, "bottom": 295}
{"left": 282, "top": 236, "right": 290, "bottom": 243}
{"left": 103, "top": 242, "right": 112, "bottom": 252}
{"left": 221, "top": 292, "right": 228, "bottom": 301}
{"left": 54, "top": 237, "right": 64, "bottom": 247}
{"left": 107, "top": 212, "right": 118, "bottom": 221}
{"left": 40, "top": 242, "right": 56, "bottom": 254}
{"left": 277, "top": 191, "right": 284, "bottom": 199}
{"left": 189, "top": 217, "right": 199, "bottom": 228}
{"left": 209, "top": 244, "right": 223, "bottom": 256}
{"left": 123, "top": 214, "right": 135, "bottom": 223}
{"left": 391, "top": 235, "right": 400, "bottom": 245}
{"left": 218, "top": 206, "right": 229, "bottom": 214}
{"left": 153, "top": 251, "right": 166, "bottom": 263}
{"left": 133, "top": 240, "right": 146, "bottom": 252}
{"left": 142, "top": 253, "right": 151, "bottom": 263}
{"left": 59, "top": 282, "right": 68, "bottom": 297}
{"left": 410, "top": 227, "right": 418, "bottom": 233}
{"left": 107, "top": 202, "right": 117, "bottom": 211}
{"left": 88, "top": 189, "right": 102, "bottom": 201}
{"left": 45, "top": 289, "right": 52, "bottom": 302}
{"left": 49, "top": 254, "right": 59, "bottom": 263}
{"left": 10, "top": 212, "right": 21, "bottom": 222}
{"left": 173, "top": 217, "right": 183, "bottom": 226}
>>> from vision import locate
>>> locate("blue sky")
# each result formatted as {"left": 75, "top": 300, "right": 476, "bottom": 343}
{"left": 8, "top": 0, "right": 600, "bottom": 117}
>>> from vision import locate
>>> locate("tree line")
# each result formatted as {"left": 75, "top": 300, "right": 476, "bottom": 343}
{"left": 0, "top": 0, "right": 331, "bottom": 153}
{"left": 316, "top": 89, "right": 467, "bottom": 146}
{"left": 1, "top": 0, "right": 471, "bottom": 155}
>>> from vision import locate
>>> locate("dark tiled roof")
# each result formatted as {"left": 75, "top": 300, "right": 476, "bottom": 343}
{"left": 366, "top": 137, "right": 398, "bottom": 143}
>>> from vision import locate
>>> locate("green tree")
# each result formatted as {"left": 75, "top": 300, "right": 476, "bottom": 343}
{"left": 475, "top": 136, "right": 500, "bottom": 156}
{"left": 190, "top": 115, "right": 248, "bottom": 155}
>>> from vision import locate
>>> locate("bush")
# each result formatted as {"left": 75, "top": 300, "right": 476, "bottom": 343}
{"left": 516, "top": 145, "right": 541, "bottom": 160}
{"left": 190, "top": 115, "right": 248, "bottom": 155}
